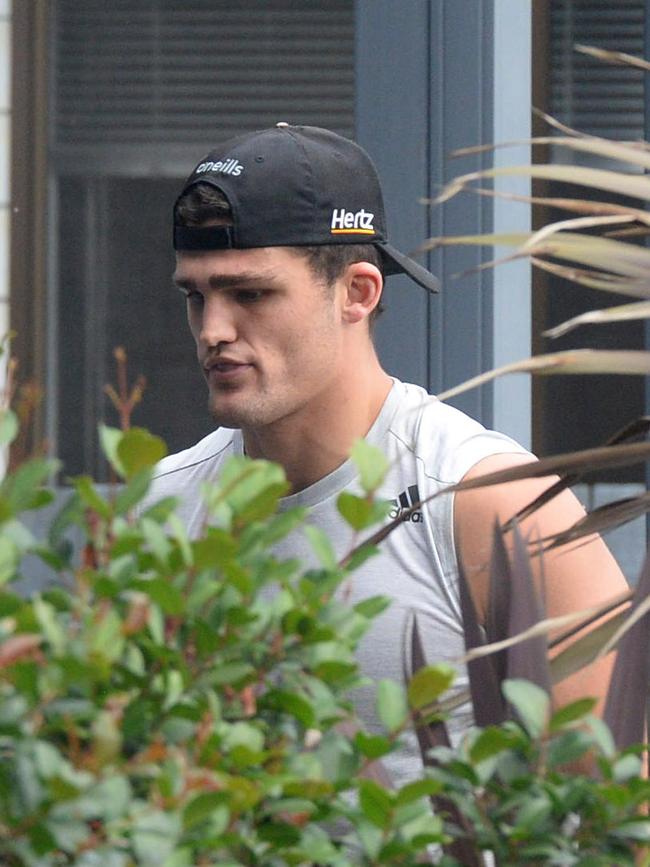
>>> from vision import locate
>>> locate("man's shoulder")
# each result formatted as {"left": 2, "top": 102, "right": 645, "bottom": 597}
{"left": 386, "top": 379, "right": 529, "bottom": 484}
{"left": 152, "top": 427, "right": 237, "bottom": 483}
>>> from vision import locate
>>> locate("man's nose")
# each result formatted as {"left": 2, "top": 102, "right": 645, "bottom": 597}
{"left": 199, "top": 296, "right": 237, "bottom": 347}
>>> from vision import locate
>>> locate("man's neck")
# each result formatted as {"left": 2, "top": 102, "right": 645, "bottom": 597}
{"left": 242, "top": 365, "right": 393, "bottom": 494}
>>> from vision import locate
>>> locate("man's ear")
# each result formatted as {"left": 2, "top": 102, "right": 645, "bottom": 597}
{"left": 341, "top": 262, "right": 383, "bottom": 325}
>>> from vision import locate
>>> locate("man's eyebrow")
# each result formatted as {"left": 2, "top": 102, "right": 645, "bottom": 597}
{"left": 172, "top": 272, "right": 281, "bottom": 292}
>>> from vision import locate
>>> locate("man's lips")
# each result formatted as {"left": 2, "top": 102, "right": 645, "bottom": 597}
{"left": 203, "top": 358, "right": 253, "bottom": 378}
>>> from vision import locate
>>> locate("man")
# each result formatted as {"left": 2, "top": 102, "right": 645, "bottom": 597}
{"left": 147, "top": 123, "right": 628, "bottom": 787}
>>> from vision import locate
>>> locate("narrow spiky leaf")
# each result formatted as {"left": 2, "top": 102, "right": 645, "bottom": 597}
{"left": 603, "top": 552, "right": 650, "bottom": 749}
{"left": 410, "top": 619, "right": 484, "bottom": 867}
{"left": 435, "top": 164, "right": 650, "bottom": 207}
{"left": 505, "top": 525, "right": 552, "bottom": 694}
{"left": 575, "top": 43, "right": 650, "bottom": 72}
{"left": 486, "top": 523, "right": 513, "bottom": 687}
{"left": 531, "top": 257, "right": 650, "bottom": 298}
{"left": 457, "top": 545, "right": 506, "bottom": 725}
{"left": 345, "top": 441, "right": 650, "bottom": 561}
{"left": 544, "top": 300, "right": 650, "bottom": 339}
{"left": 550, "top": 608, "right": 629, "bottom": 685}
{"left": 452, "top": 135, "right": 650, "bottom": 172}
{"left": 504, "top": 417, "right": 650, "bottom": 529}
{"left": 541, "top": 492, "right": 650, "bottom": 552}
{"left": 436, "top": 350, "right": 650, "bottom": 404}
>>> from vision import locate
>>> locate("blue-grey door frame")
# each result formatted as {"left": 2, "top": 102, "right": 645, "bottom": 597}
{"left": 355, "top": 0, "right": 531, "bottom": 447}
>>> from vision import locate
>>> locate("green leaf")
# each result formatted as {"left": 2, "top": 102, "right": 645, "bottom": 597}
{"left": 549, "top": 697, "right": 597, "bottom": 732}
{"left": 585, "top": 715, "right": 617, "bottom": 759}
{"left": 221, "top": 721, "right": 264, "bottom": 754}
{"left": 344, "top": 542, "right": 380, "bottom": 571}
{"left": 395, "top": 778, "right": 443, "bottom": 806}
{"left": 350, "top": 439, "right": 389, "bottom": 494}
{"left": 611, "top": 820, "right": 650, "bottom": 842}
{"left": 132, "top": 810, "right": 181, "bottom": 866}
{"left": 512, "top": 793, "right": 552, "bottom": 835}
{"left": 140, "top": 516, "right": 172, "bottom": 566}
{"left": 263, "top": 689, "right": 316, "bottom": 728}
{"left": 0, "top": 408, "right": 18, "bottom": 445}
{"left": 117, "top": 428, "right": 167, "bottom": 479}
{"left": 1, "top": 458, "right": 58, "bottom": 515}
{"left": 502, "top": 678, "right": 550, "bottom": 739}
{"left": 354, "top": 731, "right": 394, "bottom": 759}
{"left": 337, "top": 491, "right": 374, "bottom": 530}
{"left": 210, "top": 662, "right": 255, "bottom": 686}
{"left": 376, "top": 679, "right": 408, "bottom": 732}
{"left": 613, "top": 753, "right": 643, "bottom": 782}
{"left": 304, "top": 524, "right": 337, "bottom": 570}
{"left": 115, "top": 467, "right": 154, "bottom": 514}
{"left": 358, "top": 779, "right": 393, "bottom": 829}
{"left": 0, "top": 536, "right": 19, "bottom": 584}
{"left": 353, "top": 595, "right": 391, "bottom": 619}
{"left": 48, "top": 491, "right": 84, "bottom": 547}
{"left": 469, "top": 726, "right": 519, "bottom": 763}
{"left": 139, "top": 577, "right": 185, "bottom": 615}
{"left": 99, "top": 424, "right": 126, "bottom": 477}
{"left": 258, "top": 819, "right": 301, "bottom": 846}
{"left": 546, "top": 730, "right": 593, "bottom": 768}
{"left": 193, "top": 528, "right": 237, "bottom": 570}
{"left": 89, "top": 607, "right": 124, "bottom": 662}
{"left": 73, "top": 476, "right": 112, "bottom": 519}
{"left": 33, "top": 596, "right": 66, "bottom": 655}
{"left": 407, "top": 664, "right": 455, "bottom": 710}
{"left": 182, "top": 791, "right": 228, "bottom": 831}
{"left": 215, "top": 456, "right": 289, "bottom": 523}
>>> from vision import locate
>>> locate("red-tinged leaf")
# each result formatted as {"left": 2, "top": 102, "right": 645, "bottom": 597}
{"left": 541, "top": 492, "right": 650, "bottom": 552}
{"left": 504, "top": 416, "right": 650, "bottom": 530}
{"left": 409, "top": 617, "right": 484, "bottom": 867}
{"left": 0, "top": 633, "right": 43, "bottom": 667}
{"left": 458, "top": 543, "right": 506, "bottom": 726}
{"left": 505, "top": 525, "right": 552, "bottom": 695}
{"left": 603, "top": 550, "right": 650, "bottom": 750}
{"left": 486, "top": 523, "right": 512, "bottom": 686}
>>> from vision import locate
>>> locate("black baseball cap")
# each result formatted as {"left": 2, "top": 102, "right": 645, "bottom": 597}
{"left": 173, "top": 123, "right": 439, "bottom": 294}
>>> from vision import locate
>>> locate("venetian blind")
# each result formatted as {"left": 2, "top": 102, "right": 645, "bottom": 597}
{"left": 550, "top": 0, "right": 645, "bottom": 141}
{"left": 53, "top": 0, "right": 355, "bottom": 173}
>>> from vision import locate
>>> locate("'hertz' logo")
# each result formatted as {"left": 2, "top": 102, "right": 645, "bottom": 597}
{"left": 195, "top": 158, "right": 243, "bottom": 177}
{"left": 330, "top": 208, "right": 375, "bottom": 235}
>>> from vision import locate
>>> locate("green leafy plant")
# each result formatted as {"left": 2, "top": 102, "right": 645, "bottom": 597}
{"left": 3, "top": 43, "right": 650, "bottom": 867}
{"left": 0, "top": 412, "right": 648, "bottom": 864}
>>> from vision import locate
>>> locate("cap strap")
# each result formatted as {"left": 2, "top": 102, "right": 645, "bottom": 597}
{"left": 174, "top": 224, "right": 234, "bottom": 251}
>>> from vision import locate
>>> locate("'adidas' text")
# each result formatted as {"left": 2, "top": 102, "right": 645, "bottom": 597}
{"left": 388, "top": 485, "right": 423, "bottom": 522}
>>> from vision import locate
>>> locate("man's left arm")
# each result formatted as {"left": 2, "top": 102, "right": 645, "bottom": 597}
{"left": 454, "top": 452, "right": 630, "bottom": 718}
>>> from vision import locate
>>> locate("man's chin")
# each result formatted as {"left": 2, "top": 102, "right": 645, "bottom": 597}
{"left": 208, "top": 396, "right": 256, "bottom": 430}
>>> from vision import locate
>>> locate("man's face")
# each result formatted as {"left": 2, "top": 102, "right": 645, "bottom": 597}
{"left": 173, "top": 246, "right": 344, "bottom": 431}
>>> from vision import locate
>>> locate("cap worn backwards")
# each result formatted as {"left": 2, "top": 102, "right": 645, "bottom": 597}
{"left": 173, "top": 123, "right": 439, "bottom": 294}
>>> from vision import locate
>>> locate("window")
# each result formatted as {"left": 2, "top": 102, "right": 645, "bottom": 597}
{"left": 533, "top": 0, "right": 646, "bottom": 481}
{"left": 17, "top": 0, "right": 355, "bottom": 478}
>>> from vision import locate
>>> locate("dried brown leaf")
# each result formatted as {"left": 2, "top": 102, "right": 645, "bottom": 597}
{"left": 575, "top": 43, "right": 650, "bottom": 73}
{"left": 436, "top": 350, "right": 650, "bottom": 404}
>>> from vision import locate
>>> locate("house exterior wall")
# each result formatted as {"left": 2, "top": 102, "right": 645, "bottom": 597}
{"left": 0, "top": 0, "right": 10, "bottom": 390}
{"left": 0, "top": 0, "right": 10, "bottom": 477}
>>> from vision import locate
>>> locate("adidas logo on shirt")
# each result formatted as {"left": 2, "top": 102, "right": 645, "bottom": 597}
{"left": 388, "top": 484, "right": 423, "bottom": 522}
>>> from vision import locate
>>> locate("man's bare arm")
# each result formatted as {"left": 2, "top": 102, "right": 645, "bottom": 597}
{"left": 454, "top": 452, "right": 630, "bottom": 718}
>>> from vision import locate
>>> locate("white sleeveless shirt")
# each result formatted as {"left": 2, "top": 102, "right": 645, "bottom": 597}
{"left": 144, "top": 379, "right": 528, "bottom": 787}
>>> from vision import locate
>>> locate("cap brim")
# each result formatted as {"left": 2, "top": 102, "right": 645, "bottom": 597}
{"left": 377, "top": 243, "right": 440, "bottom": 294}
